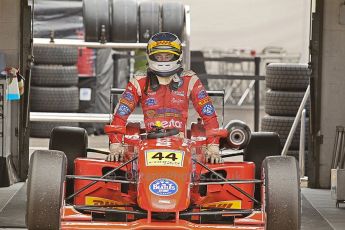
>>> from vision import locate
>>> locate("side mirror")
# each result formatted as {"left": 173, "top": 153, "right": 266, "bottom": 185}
{"left": 104, "top": 125, "right": 126, "bottom": 135}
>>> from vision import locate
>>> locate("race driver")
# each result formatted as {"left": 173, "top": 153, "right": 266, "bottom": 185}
{"left": 107, "top": 32, "right": 223, "bottom": 164}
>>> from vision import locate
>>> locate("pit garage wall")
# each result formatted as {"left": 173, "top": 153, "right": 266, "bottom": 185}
{"left": 0, "top": 0, "right": 22, "bottom": 183}
{"left": 315, "top": 0, "right": 345, "bottom": 188}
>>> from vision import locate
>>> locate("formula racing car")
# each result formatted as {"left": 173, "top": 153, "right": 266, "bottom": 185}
{"left": 26, "top": 119, "right": 300, "bottom": 230}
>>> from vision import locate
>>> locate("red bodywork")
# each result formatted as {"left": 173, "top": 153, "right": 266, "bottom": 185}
{"left": 61, "top": 125, "right": 265, "bottom": 229}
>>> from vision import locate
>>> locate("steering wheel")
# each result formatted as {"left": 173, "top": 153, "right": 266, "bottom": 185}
{"left": 147, "top": 128, "right": 180, "bottom": 139}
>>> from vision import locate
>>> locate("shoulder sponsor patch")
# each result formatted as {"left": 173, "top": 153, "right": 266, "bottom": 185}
{"left": 198, "top": 97, "right": 211, "bottom": 106}
{"left": 202, "top": 104, "right": 215, "bottom": 116}
{"left": 198, "top": 90, "right": 207, "bottom": 99}
{"left": 123, "top": 91, "right": 134, "bottom": 101}
{"left": 119, "top": 98, "right": 134, "bottom": 108}
{"left": 117, "top": 104, "right": 131, "bottom": 116}
{"left": 149, "top": 178, "right": 178, "bottom": 196}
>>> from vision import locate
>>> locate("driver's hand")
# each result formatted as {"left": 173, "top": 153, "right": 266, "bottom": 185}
{"left": 205, "top": 144, "right": 223, "bottom": 164}
{"left": 106, "top": 143, "right": 125, "bottom": 162}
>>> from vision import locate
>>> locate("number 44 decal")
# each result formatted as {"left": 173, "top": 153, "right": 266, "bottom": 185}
{"left": 152, "top": 152, "right": 178, "bottom": 161}
{"left": 145, "top": 150, "right": 185, "bottom": 167}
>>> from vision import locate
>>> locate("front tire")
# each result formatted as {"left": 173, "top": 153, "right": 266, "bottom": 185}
{"left": 262, "top": 156, "right": 300, "bottom": 230}
{"left": 27, "top": 150, "right": 67, "bottom": 230}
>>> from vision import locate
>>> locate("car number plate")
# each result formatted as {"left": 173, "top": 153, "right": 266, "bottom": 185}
{"left": 145, "top": 150, "right": 185, "bottom": 167}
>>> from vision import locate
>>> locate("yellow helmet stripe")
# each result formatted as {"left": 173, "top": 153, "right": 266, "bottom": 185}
{"left": 148, "top": 41, "right": 181, "bottom": 51}
{"left": 148, "top": 50, "right": 180, "bottom": 56}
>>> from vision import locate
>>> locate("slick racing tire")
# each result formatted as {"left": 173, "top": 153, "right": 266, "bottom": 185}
{"left": 27, "top": 150, "right": 67, "bottom": 230}
{"left": 162, "top": 2, "right": 185, "bottom": 39}
{"left": 34, "top": 45, "right": 78, "bottom": 65}
{"left": 139, "top": 1, "right": 160, "bottom": 42}
{"left": 83, "top": 0, "right": 110, "bottom": 42}
{"left": 50, "top": 126, "right": 88, "bottom": 197}
{"left": 261, "top": 115, "right": 309, "bottom": 150}
{"left": 111, "top": 0, "right": 138, "bottom": 42}
{"left": 243, "top": 132, "right": 282, "bottom": 204}
{"left": 30, "top": 86, "right": 79, "bottom": 112}
{"left": 265, "top": 90, "right": 310, "bottom": 116}
{"left": 262, "top": 156, "right": 300, "bottom": 230}
{"left": 266, "top": 63, "right": 310, "bottom": 91}
{"left": 31, "top": 65, "right": 78, "bottom": 87}
{"left": 30, "top": 121, "right": 79, "bottom": 138}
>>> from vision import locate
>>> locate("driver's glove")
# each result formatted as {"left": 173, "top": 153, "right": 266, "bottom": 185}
{"left": 205, "top": 144, "right": 223, "bottom": 164}
{"left": 106, "top": 143, "right": 125, "bottom": 162}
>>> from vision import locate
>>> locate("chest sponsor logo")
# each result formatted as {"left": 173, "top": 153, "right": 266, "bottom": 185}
{"left": 172, "top": 97, "right": 185, "bottom": 104}
{"left": 145, "top": 108, "right": 182, "bottom": 118}
{"left": 147, "top": 119, "right": 183, "bottom": 129}
{"left": 149, "top": 178, "right": 178, "bottom": 196}
{"left": 147, "top": 91, "right": 157, "bottom": 96}
{"left": 145, "top": 150, "right": 185, "bottom": 167}
{"left": 202, "top": 104, "right": 215, "bottom": 116}
{"left": 145, "top": 98, "right": 157, "bottom": 106}
{"left": 172, "top": 91, "right": 185, "bottom": 97}
{"left": 117, "top": 104, "right": 131, "bottom": 116}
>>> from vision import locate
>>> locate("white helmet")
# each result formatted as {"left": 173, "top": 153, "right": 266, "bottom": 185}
{"left": 147, "top": 32, "right": 183, "bottom": 77}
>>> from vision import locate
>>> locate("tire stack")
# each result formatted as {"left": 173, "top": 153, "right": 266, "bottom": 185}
{"left": 83, "top": 0, "right": 185, "bottom": 43}
{"left": 30, "top": 45, "right": 80, "bottom": 138}
{"left": 261, "top": 63, "right": 310, "bottom": 170}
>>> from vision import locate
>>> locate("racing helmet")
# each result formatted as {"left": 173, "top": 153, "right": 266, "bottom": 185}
{"left": 146, "top": 32, "right": 183, "bottom": 77}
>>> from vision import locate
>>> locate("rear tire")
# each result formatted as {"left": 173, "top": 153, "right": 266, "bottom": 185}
{"left": 27, "top": 150, "right": 67, "bottom": 230}
{"left": 49, "top": 126, "right": 88, "bottom": 197}
{"left": 262, "top": 156, "right": 300, "bottom": 230}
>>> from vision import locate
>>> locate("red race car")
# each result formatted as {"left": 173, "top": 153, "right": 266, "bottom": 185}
{"left": 26, "top": 120, "right": 300, "bottom": 230}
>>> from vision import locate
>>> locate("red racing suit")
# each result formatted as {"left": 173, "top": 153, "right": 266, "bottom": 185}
{"left": 109, "top": 70, "right": 219, "bottom": 144}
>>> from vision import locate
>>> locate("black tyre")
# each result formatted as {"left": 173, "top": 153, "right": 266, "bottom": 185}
{"left": 31, "top": 65, "right": 78, "bottom": 87}
{"left": 244, "top": 132, "right": 282, "bottom": 203}
{"left": 111, "top": 0, "right": 138, "bottom": 42}
{"left": 34, "top": 45, "right": 78, "bottom": 65}
{"left": 27, "top": 150, "right": 67, "bottom": 230}
{"left": 30, "top": 121, "right": 79, "bottom": 138}
{"left": 162, "top": 2, "right": 184, "bottom": 39}
{"left": 30, "top": 86, "right": 79, "bottom": 112}
{"left": 261, "top": 116, "right": 309, "bottom": 150}
{"left": 262, "top": 156, "right": 300, "bottom": 230}
{"left": 83, "top": 0, "right": 110, "bottom": 42}
{"left": 139, "top": 1, "right": 160, "bottom": 42}
{"left": 266, "top": 63, "right": 310, "bottom": 91}
{"left": 265, "top": 90, "right": 310, "bottom": 116}
{"left": 50, "top": 126, "right": 88, "bottom": 197}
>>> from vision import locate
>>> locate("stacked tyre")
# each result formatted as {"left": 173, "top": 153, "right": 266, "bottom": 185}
{"left": 30, "top": 45, "right": 80, "bottom": 137}
{"left": 261, "top": 63, "right": 310, "bottom": 169}
{"left": 83, "top": 0, "right": 185, "bottom": 43}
